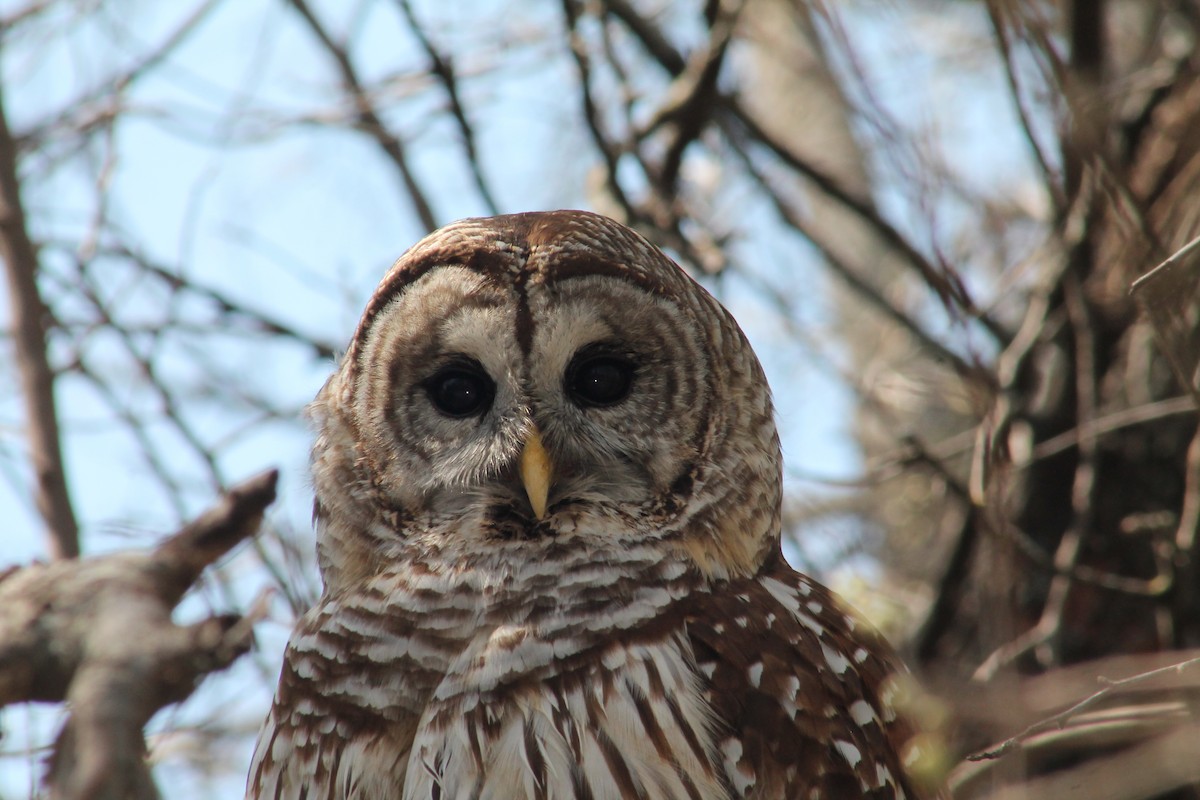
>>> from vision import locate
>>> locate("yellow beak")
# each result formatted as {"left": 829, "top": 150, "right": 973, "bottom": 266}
{"left": 519, "top": 427, "right": 553, "bottom": 519}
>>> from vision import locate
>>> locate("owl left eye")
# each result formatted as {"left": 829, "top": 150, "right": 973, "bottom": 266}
{"left": 566, "top": 355, "right": 635, "bottom": 408}
{"left": 426, "top": 364, "right": 495, "bottom": 418}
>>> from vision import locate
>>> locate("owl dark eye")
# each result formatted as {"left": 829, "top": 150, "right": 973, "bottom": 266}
{"left": 566, "top": 355, "right": 635, "bottom": 408}
{"left": 426, "top": 364, "right": 495, "bottom": 418}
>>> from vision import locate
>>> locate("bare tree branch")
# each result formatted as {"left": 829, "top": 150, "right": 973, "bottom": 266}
{"left": 0, "top": 469, "right": 278, "bottom": 800}
{"left": 0, "top": 72, "right": 79, "bottom": 559}
{"left": 393, "top": 0, "right": 500, "bottom": 216}
{"left": 730, "top": 137, "right": 986, "bottom": 383}
{"left": 986, "top": 0, "right": 1066, "bottom": 213}
{"left": 648, "top": 0, "right": 740, "bottom": 194}
{"left": 560, "top": 0, "right": 637, "bottom": 223}
{"left": 286, "top": 0, "right": 439, "bottom": 233}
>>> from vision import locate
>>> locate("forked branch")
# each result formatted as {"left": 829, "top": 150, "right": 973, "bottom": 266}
{"left": 0, "top": 469, "right": 279, "bottom": 800}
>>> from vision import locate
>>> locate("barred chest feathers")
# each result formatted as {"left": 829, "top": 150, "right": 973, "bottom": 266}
{"left": 252, "top": 533, "right": 918, "bottom": 799}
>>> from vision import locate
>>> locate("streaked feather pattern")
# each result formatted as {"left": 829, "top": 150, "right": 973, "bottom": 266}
{"left": 250, "top": 542, "right": 926, "bottom": 798}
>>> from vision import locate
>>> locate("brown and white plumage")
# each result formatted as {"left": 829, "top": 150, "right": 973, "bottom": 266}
{"left": 248, "top": 210, "right": 939, "bottom": 799}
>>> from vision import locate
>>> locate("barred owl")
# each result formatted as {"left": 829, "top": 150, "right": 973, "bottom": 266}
{"left": 249, "top": 210, "right": 940, "bottom": 799}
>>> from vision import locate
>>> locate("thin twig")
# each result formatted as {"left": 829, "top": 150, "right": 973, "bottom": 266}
{"left": 728, "top": 135, "right": 985, "bottom": 383}
{"left": 1033, "top": 270, "right": 1101, "bottom": 667}
{"left": 393, "top": 0, "right": 500, "bottom": 215}
{"left": 985, "top": 0, "right": 1065, "bottom": 212}
{"left": 0, "top": 75, "right": 79, "bottom": 558}
{"left": 968, "top": 654, "right": 1200, "bottom": 761}
{"left": 286, "top": 0, "right": 438, "bottom": 232}
{"left": 559, "top": 0, "right": 637, "bottom": 222}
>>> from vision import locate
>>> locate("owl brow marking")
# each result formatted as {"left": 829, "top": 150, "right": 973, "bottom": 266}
{"left": 507, "top": 259, "right": 538, "bottom": 359}
{"left": 539, "top": 250, "right": 676, "bottom": 297}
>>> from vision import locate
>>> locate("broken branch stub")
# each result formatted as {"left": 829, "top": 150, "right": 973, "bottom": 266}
{"left": 0, "top": 468, "right": 279, "bottom": 800}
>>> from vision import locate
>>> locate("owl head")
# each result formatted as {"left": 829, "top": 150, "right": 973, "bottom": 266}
{"left": 310, "top": 211, "right": 782, "bottom": 591}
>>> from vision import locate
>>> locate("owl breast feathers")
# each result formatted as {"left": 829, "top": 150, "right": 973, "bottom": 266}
{"left": 248, "top": 210, "right": 942, "bottom": 799}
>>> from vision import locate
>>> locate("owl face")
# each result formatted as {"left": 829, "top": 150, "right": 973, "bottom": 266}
{"left": 312, "top": 211, "right": 781, "bottom": 586}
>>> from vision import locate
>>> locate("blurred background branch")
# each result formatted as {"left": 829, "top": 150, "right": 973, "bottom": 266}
{"left": 0, "top": 79, "right": 78, "bottom": 559}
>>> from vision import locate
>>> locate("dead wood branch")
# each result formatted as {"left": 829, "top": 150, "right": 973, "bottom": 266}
{"left": 0, "top": 469, "right": 278, "bottom": 800}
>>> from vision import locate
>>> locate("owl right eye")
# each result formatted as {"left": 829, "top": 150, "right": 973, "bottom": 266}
{"left": 425, "top": 364, "right": 495, "bottom": 418}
